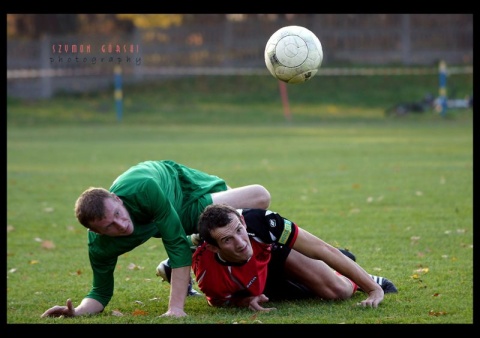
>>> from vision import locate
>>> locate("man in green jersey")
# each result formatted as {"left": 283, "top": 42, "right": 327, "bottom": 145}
{"left": 41, "top": 160, "right": 271, "bottom": 318}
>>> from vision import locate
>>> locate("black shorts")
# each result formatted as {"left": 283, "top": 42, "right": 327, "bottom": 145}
{"left": 264, "top": 243, "right": 315, "bottom": 301}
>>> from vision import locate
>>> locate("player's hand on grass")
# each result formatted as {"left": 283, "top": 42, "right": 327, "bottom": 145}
{"left": 248, "top": 294, "right": 276, "bottom": 312}
{"left": 356, "top": 288, "right": 384, "bottom": 308}
{"left": 41, "top": 298, "right": 76, "bottom": 318}
{"left": 159, "top": 307, "right": 187, "bottom": 318}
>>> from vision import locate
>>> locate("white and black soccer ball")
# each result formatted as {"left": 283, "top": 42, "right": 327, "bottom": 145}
{"left": 264, "top": 25, "right": 323, "bottom": 84}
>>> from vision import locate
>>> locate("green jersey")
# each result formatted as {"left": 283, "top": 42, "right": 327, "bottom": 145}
{"left": 85, "top": 160, "right": 227, "bottom": 307}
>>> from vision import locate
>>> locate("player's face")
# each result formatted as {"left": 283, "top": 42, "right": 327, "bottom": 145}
{"left": 211, "top": 214, "right": 253, "bottom": 263}
{"left": 89, "top": 194, "right": 134, "bottom": 236}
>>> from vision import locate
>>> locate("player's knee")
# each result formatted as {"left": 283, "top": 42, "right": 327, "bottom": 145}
{"left": 254, "top": 184, "right": 271, "bottom": 209}
{"left": 314, "top": 283, "right": 353, "bottom": 301}
{"left": 335, "top": 286, "right": 354, "bottom": 300}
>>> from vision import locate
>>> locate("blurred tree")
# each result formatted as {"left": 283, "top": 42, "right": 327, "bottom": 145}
{"left": 76, "top": 14, "right": 134, "bottom": 34}
{"left": 7, "top": 14, "right": 136, "bottom": 38}
{"left": 6, "top": 13, "right": 356, "bottom": 38}
{"left": 7, "top": 14, "right": 79, "bottom": 38}
{"left": 116, "top": 14, "right": 183, "bottom": 28}
{"left": 6, "top": 14, "right": 294, "bottom": 39}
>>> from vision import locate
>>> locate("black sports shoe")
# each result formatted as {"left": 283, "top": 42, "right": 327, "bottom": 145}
{"left": 156, "top": 259, "right": 202, "bottom": 296}
{"left": 156, "top": 258, "right": 172, "bottom": 282}
{"left": 370, "top": 275, "right": 398, "bottom": 293}
{"left": 338, "top": 248, "right": 356, "bottom": 262}
{"left": 379, "top": 277, "right": 398, "bottom": 293}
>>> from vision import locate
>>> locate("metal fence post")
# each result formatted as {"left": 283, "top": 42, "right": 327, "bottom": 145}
{"left": 114, "top": 65, "right": 123, "bottom": 122}
{"left": 438, "top": 60, "right": 448, "bottom": 116}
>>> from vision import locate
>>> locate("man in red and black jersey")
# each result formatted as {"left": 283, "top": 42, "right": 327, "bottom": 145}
{"left": 190, "top": 203, "right": 397, "bottom": 311}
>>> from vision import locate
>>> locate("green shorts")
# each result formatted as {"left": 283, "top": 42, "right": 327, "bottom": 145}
{"left": 172, "top": 160, "right": 228, "bottom": 233}
{"left": 180, "top": 193, "right": 216, "bottom": 234}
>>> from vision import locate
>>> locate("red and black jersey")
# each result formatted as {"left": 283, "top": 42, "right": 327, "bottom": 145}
{"left": 192, "top": 208, "right": 299, "bottom": 307}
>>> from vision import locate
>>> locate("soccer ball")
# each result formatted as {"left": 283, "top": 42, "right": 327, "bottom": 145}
{"left": 264, "top": 25, "right": 323, "bottom": 84}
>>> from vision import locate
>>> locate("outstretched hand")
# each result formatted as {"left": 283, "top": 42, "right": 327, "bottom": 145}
{"left": 356, "top": 288, "right": 384, "bottom": 308}
{"left": 160, "top": 307, "right": 187, "bottom": 318}
{"left": 248, "top": 294, "right": 276, "bottom": 312}
{"left": 41, "top": 298, "right": 75, "bottom": 318}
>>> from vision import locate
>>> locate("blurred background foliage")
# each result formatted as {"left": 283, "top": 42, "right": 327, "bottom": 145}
{"left": 7, "top": 14, "right": 291, "bottom": 37}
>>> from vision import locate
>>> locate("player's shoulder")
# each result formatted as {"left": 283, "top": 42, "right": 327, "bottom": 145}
{"left": 240, "top": 208, "right": 265, "bottom": 222}
{"left": 242, "top": 209, "right": 281, "bottom": 232}
{"left": 241, "top": 208, "right": 281, "bottom": 220}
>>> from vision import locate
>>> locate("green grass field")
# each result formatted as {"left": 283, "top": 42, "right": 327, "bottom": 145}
{"left": 7, "top": 74, "right": 473, "bottom": 325}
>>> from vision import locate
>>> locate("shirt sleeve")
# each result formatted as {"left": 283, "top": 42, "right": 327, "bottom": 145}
{"left": 85, "top": 231, "right": 117, "bottom": 307}
{"left": 242, "top": 208, "right": 299, "bottom": 248}
{"left": 84, "top": 180, "right": 192, "bottom": 308}
{"left": 140, "top": 178, "right": 192, "bottom": 268}
{"left": 111, "top": 170, "right": 193, "bottom": 268}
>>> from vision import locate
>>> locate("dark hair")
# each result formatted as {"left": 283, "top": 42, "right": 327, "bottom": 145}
{"left": 74, "top": 187, "right": 113, "bottom": 228}
{"left": 198, "top": 204, "right": 242, "bottom": 246}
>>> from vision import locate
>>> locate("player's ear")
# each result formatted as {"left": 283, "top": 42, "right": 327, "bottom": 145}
{"left": 205, "top": 243, "right": 219, "bottom": 253}
{"left": 111, "top": 193, "right": 122, "bottom": 204}
{"left": 240, "top": 215, "right": 247, "bottom": 228}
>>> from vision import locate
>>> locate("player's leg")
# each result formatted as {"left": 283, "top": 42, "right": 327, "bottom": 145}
{"left": 156, "top": 258, "right": 202, "bottom": 296}
{"left": 284, "top": 249, "right": 356, "bottom": 300}
{"left": 211, "top": 184, "right": 271, "bottom": 209}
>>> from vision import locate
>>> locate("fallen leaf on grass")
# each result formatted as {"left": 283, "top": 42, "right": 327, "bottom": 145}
{"left": 132, "top": 309, "right": 148, "bottom": 316}
{"left": 414, "top": 267, "right": 429, "bottom": 274}
{"left": 128, "top": 263, "right": 144, "bottom": 270}
{"left": 460, "top": 243, "right": 473, "bottom": 249}
{"left": 428, "top": 310, "right": 447, "bottom": 316}
{"left": 410, "top": 236, "right": 420, "bottom": 244}
{"left": 41, "top": 240, "right": 55, "bottom": 249}
{"left": 111, "top": 310, "right": 124, "bottom": 317}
